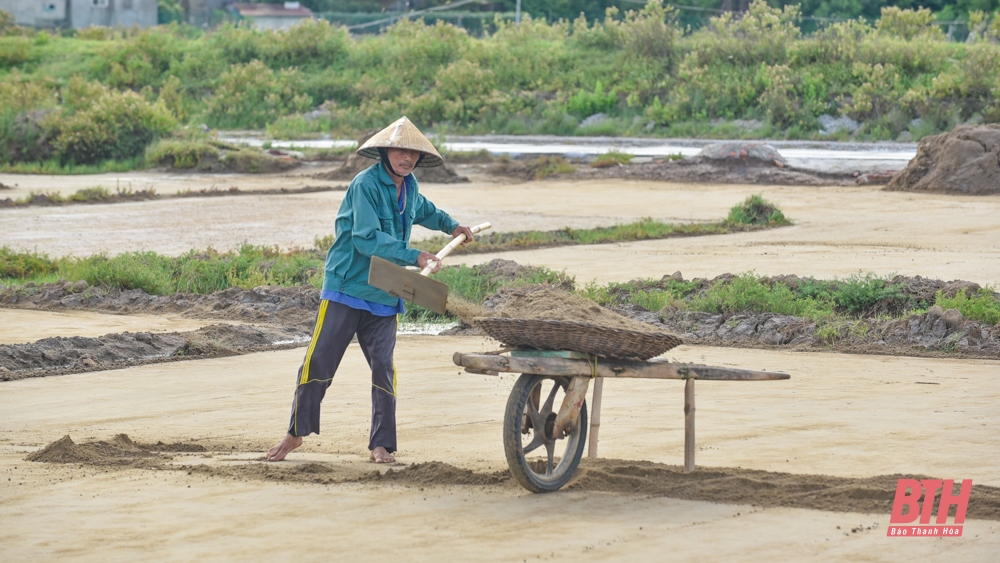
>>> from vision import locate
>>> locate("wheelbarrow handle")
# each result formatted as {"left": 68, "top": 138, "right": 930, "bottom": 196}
{"left": 420, "top": 222, "right": 492, "bottom": 276}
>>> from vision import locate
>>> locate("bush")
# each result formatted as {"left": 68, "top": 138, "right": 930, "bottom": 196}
{"left": 55, "top": 89, "right": 175, "bottom": 165}
{"left": 62, "top": 251, "right": 175, "bottom": 294}
{"left": 0, "top": 247, "right": 57, "bottom": 280}
{"left": 566, "top": 81, "right": 617, "bottom": 118}
{"left": 876, "top": 7, "right": 945, "bottom": 41}
{"left": 0, "top": 36, "right": 30, "bottom": 66}
{"left": 688, "top": 272, "right": 833, "bottom": 320}
{"left": 727, "top": 194, "right": 789, "bottom": 227}
{"left": 96, "top": 26, "right": 186, "bottom": 90}
{"left": 157, "top": 0, "right": 184, "bottom": 24}
{"left": 0, "top": 109, "right": 60, "bottom": 164}
{"left": 145, "top": 138, "right": 218, "bottom": 169}
{"left": 934, "top": 288, "right": 1000, "bottom": 326}
{"left": 204, "top": 60, "right": 312, "bottom": 129}
{"left": 0, "top": 69, "right": 57, "bottom": 113}
{"left": 832, "top": 272, "right": 906, "bottom": 317}
{"left": 2, "top": 1, "right": 1000, "bottom": 144}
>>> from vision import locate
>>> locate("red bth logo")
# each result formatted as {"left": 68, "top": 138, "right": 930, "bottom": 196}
{"left": 887, "top": 478, "right": 972, "bottom": 537}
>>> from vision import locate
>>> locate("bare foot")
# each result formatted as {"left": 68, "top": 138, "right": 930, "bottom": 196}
{"left": 265, "top": 434, "right": 303, "bottom": 461}
{"left": 370, "top": 446, "right": 395, "bottom": 464}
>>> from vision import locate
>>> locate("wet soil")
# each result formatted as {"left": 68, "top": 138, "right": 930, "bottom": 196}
{"left": 524, "top": 156, "right": 856, "bottom": 186}
{"left": 0, "top": 184, "right": 345, "bottom": 208}
{"left": 0, "top": 283, "right": 321, "bottom": 329}
{"left": 24, "top": 434, "right": 1000, "bottom": 520}
{"left": 4, "top": 265, "right": 999, "bottom": 379}
{"left": 0, "top": 323, "right": 307, "bottom": 381}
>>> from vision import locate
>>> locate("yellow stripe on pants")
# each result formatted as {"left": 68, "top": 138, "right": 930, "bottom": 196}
{"left": 299, "top": 300, "right": 329, "bottom": 385}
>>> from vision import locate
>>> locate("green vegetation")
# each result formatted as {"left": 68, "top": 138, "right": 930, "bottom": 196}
{"left": 0, "top": 244, "right": 327, "bottom": 294}
{"left": 935, "top": 287, "right": 1000, "bottom": 326}
{"left": 411, "top": 195, "right": 789, "bottom": 254}
{"left": 727, "top": 194, "right": 790, "bottom": 227}
{"left": 411, "top": 216, "right": 778, "bottom": 256}
{"left": 688, "top": 273, "right": 834, "bottom": 320}
{"left": 531, "top": 156, "right": 577, "bottom": 178}
{"left": 145, "top": 138, "right": 219, "bottom": 169}
{"left": 580, "top": 270, "right": 999, "bottom": 329}
{"left": 591, "top": 150, "right": 634, "bottom": 167}
{"left": 3, "top": 1, "right": 1000, "bottom": 173}
{"left": 4, "top": 242, "right": 998, "bottom": 328}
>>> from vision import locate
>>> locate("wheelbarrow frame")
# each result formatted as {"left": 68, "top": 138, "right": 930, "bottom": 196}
{"left": 453, "top": 350, "right": 790, "bottom": 479}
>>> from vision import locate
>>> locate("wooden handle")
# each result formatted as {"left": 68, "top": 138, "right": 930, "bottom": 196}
{"left": 420, "top": 222, "right": 492, "bottom": 276}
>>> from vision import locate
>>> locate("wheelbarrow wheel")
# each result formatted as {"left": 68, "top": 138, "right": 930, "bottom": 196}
{"left": 503, "top": 373, "right": 587, "bottom": 493}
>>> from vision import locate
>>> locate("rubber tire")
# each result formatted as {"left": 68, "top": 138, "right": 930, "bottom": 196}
{"left": 503, "top": 373, "right": 588, "bottom": 493}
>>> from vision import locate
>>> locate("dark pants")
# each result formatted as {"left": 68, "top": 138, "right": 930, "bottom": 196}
{"left": 287, "top": 300, "right": 398, "bottom": 452}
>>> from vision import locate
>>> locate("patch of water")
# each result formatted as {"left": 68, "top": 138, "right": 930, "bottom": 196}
{"left": 218, "top": 134, "right": 916, "bottom": 174}
{"left": 398, "top": 322, "right": 456, "bottom": 336}
{"left": 272, "top": 336, "right": 312, "bottom": 346}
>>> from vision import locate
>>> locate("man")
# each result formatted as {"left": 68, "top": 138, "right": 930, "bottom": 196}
{"left": 266, "top": 116, "right": 474, "bottom": 464}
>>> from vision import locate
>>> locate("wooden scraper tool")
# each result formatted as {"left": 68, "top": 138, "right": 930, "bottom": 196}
{"left": 368, "top": 222, "right": 491, "bottom": 314}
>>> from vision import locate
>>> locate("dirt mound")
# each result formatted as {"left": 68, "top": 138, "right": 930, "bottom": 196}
{"left": 413, "top": 164, "right": 469, "bottom": 184}
{"left": 135, "top": 440, "right": 207, "bottom": 453}
{"left": 44, "top": 440, "right": 998, "bottom": 519}
{"left": 484, "top": 158, "right": 537, "bottom": 181}
{"left": 26, "top": 434, "right": 156, "bottom": 465}
{"left": 314, "top": 130, "right": 379, "bottom": 181}
{"left": 1, "top": 283, "right": 321, "bottom": 329}
{"left": 887, "top": 124, "right": 1000, "bottom": 195}
{"left": 569, "top": 459, "right": 1000, "bottom": 520}
{"left": 699, "top": 142, "right": 788, "bottom": 167}
{"left": 652, "top": 299, "right": 999, "bottom": 358}
{"left": 363, "top": 461, "right": 511, "bottom": 486}
{"left": 487, "top": 285, "right": 659, "bottom": 332}
{"left": 581, "top": 157, "right": 852, "bottom": 186}
{"left": 0, "top": 323, "right": 307, "bottom": 381}
{"left": 598, "top": 272, "right": 999, "bottom": 359}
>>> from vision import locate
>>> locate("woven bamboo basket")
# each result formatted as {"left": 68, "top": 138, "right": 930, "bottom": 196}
{"left": 473, "top": 318, "right": 683, "bottom": 361}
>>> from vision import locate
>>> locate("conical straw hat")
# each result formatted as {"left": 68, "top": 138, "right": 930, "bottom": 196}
{"left": 357, "top": 116, "right": 443, "bottom": 167}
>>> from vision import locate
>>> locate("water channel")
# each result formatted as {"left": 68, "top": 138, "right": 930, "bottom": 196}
{"left": 219, "top": 134, "right": 918, "bottom": 174}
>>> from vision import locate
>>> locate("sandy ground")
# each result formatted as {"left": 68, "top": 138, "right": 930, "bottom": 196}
{"left": 1, "top": 335, "right": 997, "bottom": 561}
{"left": 4, "top": 177, "right": 999, "bottom": 286}
{"left": 4, "top": 169, "right": 1000, "bottom": 560}
{"left": 0, "top": 308, "right": 241, "bottom": 345}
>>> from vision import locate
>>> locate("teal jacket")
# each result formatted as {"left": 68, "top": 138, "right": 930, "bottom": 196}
{"left": 322, "top": 162, "right": 459, "bottom": 306}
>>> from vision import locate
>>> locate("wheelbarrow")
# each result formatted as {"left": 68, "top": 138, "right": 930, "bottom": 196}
{"left": 453, "top": 321, "right": 790, "bottom": 493}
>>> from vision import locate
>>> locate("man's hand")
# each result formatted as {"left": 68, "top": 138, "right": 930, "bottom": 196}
{"left": 417, "top": 251, "right": 441, "bottom": 273}
{"left": 451, "top": 225, "right": 475, "bottom": 246}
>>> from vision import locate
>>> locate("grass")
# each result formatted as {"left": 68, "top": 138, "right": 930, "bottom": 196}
{"left": 532, "top": 156, "right": 577, "bottom": 179}
{"left": 686, "top": 272, "right": 836, "bottom": 321}
{"left": 2, "top": 186, "right": 159, "bottom": 206}
{"left": 1, "top": 244, "right": 327, "bottom": 295}
{"left": 0, "top": 156, "right": 148, "bottom": 175}
{"left": 4, "top": 239, "right": 998, "bottom": 333}
{"left": 411, "top": 196, "right": 790, "bottom": 256}
{"left": 591, "top": 150, "right": 634, "bottom": 168}
{"left": 411, "top": 219, "right": 732, "bottom": 255}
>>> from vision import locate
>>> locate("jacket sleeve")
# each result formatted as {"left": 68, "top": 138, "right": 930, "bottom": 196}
{"left": 350, "top": 181, "right": 421, "bottom": 266}
{"left": 412, "top": 190, "right": 460, "bottom": 235}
